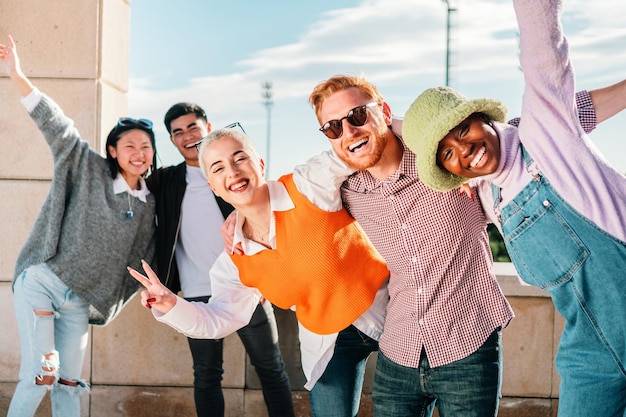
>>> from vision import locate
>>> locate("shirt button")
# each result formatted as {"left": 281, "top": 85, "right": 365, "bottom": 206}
{"left": 401, "top": 223, "right": 408, "bottom": 230}
{"left": 418, "top": 319, "right": 424, "bottom": 325}
{"left": 417, "top": 287, "right": 423, "bottom": 294}
{"left": 411, "top": 257, "right": 417, "bottom": 263}
{"left": 388, "top": 194, "right": 395, "bottom": 200}
{"left": 543, "top": 200, "right": 551, "bottom": 207}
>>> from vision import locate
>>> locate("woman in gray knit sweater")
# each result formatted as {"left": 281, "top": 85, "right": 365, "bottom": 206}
{"left": 1, "top": 35, "right": 157, "bottom": 417}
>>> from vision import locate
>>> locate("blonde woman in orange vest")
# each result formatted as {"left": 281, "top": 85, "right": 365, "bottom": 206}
{"left": 128, "top": 126, "right": 389, "bottom": 417}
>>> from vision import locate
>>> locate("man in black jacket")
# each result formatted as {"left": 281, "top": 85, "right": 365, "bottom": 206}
{"left": 147, "top": 103, "right": 294, "bottom": 417}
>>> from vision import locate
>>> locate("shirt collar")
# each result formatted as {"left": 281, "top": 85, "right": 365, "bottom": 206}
{"left": 266, "top": 180, "right": 296, "bottom": 212}
{"left": 232, "top": 180, "right": 295, "bottom": 254}
{"left": 112, "top": 173, "right": 150, "bottom": 202}
{"left": 346, "top": 132, "right": 417, "bottom": 193}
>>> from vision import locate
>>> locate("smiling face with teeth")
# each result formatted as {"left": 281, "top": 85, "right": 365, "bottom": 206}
{"left": 436, "top": 113, "right": 501, "bottom": 179}
{"left": 319, "top": 87, "right": 394, "bottom": 172}
{"left": 169, "top": 113, "right": 211, "bottom": 167}
{"left": 202, "top": 134, "right": 267, "bottom": 209}
{"left": 107, "top": 129, "right": 155, "bottom": 189}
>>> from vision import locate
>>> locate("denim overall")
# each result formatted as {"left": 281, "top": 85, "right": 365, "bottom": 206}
{"left": 492, "top": 146, "right": 626, "bottom": 417}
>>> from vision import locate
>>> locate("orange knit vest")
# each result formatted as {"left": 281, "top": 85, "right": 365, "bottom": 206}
{"left": 230, "top": 174, "right": 389, "bottom": 335}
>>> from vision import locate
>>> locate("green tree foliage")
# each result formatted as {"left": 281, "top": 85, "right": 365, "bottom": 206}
{"left": 488, "top": 224, "right": 511, "bottom": 262}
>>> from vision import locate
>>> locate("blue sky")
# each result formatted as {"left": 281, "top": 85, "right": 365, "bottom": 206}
{"left": 128, "top": 0, "right": 626, "bottom": 179}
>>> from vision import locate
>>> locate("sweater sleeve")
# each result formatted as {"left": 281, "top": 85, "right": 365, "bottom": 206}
{"left": 13, "top": 93, "right": 103, "bottom": 280}
{"left": 507, "top": 90, "right": 596, "bottom": 133}
{"left": 514, "top": 0, "right": 626, "bottom": 241}
{"left": 29, "top": 94, "right": 92, "bottom": 166}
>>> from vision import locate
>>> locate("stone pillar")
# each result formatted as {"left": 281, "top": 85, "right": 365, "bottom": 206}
{"left": 0, "top": 1, "right": 130, "bottom": 414}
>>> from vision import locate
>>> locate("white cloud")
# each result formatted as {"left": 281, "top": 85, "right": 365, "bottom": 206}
{"left": 129, "top": 0, "right": 626, "bottom": 176}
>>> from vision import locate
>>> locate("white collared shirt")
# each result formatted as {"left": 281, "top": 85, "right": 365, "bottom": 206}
{"left": 112, "top": 173, "right": 150, "bottom": 202}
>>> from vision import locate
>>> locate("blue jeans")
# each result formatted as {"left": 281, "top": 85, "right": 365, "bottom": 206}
{"left": 309, "top": 325, "right": 379, "bottom": 417}
{"left": 556, "top": 312, "right": 626, "bottom": 417}
{"left": 372, "top": 329, "right": 502, "bottom": 417}
{"left": 186, "top": 297, "right": 294, "bottom": 417}
{"left": 498, "top": 174, "right": 626, "bottom": 417}
{"left": 8, "top": 264, "right": 90, "bottom": 417}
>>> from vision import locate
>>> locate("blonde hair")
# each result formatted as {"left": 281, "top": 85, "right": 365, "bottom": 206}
{"left": 308, "top": 74, "right": 384, "bottom": 123}
{"left": 198, "top": 128, "right": 261, "bottom": 180}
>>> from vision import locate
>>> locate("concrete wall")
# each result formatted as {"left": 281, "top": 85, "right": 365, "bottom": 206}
{"left": 0, "top": 1, "right": 562, "bottom": 416}
{"left": 0, "top": 262, "right": 563, "bottom": 416}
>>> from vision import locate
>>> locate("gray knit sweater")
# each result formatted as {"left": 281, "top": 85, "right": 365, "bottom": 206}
{"left": 13, "top": 94, "right": 156, "bottom": 326}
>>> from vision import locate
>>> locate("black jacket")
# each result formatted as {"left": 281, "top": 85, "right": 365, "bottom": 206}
{"left": 146, "top": 162, "right": 233, "bottom": 293}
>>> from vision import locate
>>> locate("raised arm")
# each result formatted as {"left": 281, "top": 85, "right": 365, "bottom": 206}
{"left": 508, "top": 90, "right": 597, "bottom": 133}
{"left": 1, "top": 35, "right": 34, "bottom": 97}
{"left": 588, "top": 79, "right": 626, "bottom": 124}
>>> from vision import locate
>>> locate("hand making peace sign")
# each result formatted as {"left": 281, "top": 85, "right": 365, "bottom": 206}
{"left": 127, "top": 260, "right": 178, "bottom": 314}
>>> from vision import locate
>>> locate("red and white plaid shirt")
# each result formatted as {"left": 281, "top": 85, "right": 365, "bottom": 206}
{"left": 340, "top": 89, "right": 597, "bottom": 368}
{"left": 342, "top": 134, "right": 514, "bottom": 368}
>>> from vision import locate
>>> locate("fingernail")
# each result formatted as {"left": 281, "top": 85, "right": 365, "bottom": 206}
{"left": 145, "top": 302, "right": 152, "bottom": 309}
{"left": 146, "top": 297, "right": 156, "bottom": 303}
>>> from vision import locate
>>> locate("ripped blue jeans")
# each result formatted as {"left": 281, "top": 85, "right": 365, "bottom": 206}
{"left": 8, "top": 264, "right": 90, "bottom": 417}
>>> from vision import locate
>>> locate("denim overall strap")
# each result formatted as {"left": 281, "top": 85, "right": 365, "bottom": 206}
{"left": 496, "top": 153, "right": 626, "bottom": 379}
{"left": 490, "top": 145, "right": 540, "bottom": 222}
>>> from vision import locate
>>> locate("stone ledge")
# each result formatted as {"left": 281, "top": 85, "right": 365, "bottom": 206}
{"left": 494, "top": 262, "right": 550, "bottom": 298}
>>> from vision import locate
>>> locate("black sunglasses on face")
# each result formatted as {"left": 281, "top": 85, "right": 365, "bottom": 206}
{"left": 319, "top": 102, "right": 378, "bottom": 139}
{"left": 117, "top": 117, "right": 154, "bottom": 130}
{"left": 193, "top": 122, "right": 247, "bottom": 152}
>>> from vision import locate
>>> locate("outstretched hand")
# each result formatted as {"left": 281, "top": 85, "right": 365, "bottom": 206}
{"left": 0, "top": 35, "right": 20, "bottom": 77}
{"left": 127, "top": 260, "right": 177, "bottom": 314}
{"left": 1, "top": 35, "right": 34, "bottom": 97}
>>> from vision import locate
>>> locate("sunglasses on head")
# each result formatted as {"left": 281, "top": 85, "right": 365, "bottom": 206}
{"left": 192, "top": 122, "right": 247, "bottom": 152}
{"left": 319, "top": 102, "right": 378, "bottom": 139}
{"left": 117, "top": 117, "right": 154, "bottom": 130}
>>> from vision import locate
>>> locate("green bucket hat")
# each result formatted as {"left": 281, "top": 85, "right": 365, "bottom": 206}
{"left": 402, "top": 86, "right": 507, "bottom": 191}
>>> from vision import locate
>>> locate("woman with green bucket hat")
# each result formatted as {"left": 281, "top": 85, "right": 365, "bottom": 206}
{"left": 402, "top": 0, "right": 626, "bottom": 415}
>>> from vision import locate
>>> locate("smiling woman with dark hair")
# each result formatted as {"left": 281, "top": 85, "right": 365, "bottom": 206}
{"left": 1, "top": 35, "right": 157, "bottom": 417}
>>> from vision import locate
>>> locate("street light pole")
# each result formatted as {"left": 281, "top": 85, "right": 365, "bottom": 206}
{"left": 261, "top": 81, "right": 273, "bottom": 178}
{"left": 441, "top": 0, "right": 456, "bottom": 87}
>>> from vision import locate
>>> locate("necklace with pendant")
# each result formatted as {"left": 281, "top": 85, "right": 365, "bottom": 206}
{"left": 126, "top": 193, "right": 134, "bottom": 219}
